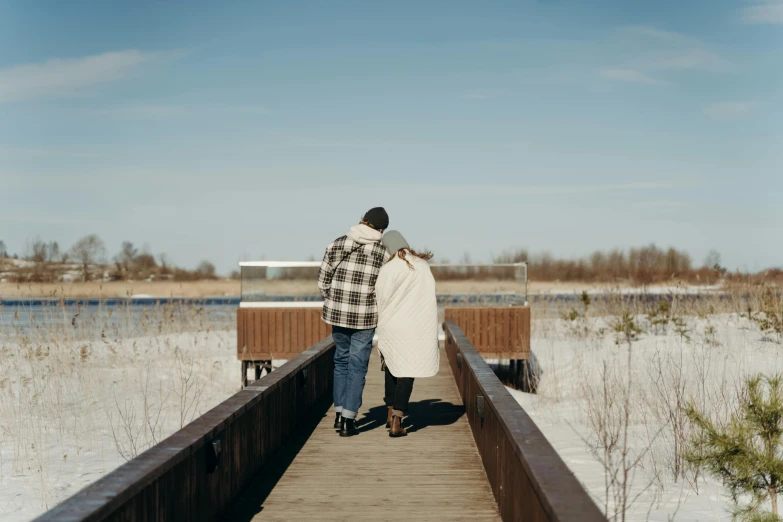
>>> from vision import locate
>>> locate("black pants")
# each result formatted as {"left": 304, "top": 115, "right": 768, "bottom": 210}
{"left": 384, "top": 368, "right": 414, "bottom": 414}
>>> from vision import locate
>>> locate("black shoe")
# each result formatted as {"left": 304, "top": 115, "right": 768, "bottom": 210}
{"left": 339, "top": 418, "right": 359, "bottom": 437}
{"left": 333, "top": 412, "right": 342, "bottom": 429}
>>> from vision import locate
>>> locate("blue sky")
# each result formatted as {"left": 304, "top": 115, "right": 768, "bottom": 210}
{"left": 1, "top": 0, "right": 781, "bottom": 273}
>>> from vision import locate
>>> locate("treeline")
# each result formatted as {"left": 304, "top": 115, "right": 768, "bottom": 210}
{"left": 492, "top": 244, "right": 727, "bottom": 284}
{"left": 0, "top": 235, "right": 218, "bottom": 283}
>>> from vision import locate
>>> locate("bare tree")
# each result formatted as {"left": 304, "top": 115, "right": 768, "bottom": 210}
{"left": 0, "top": 240, "right": 7, "bottom": 258}
{"left": 47, "top": 241, "right": 61, "bottom": 263}
{"left": 140, "top": 362, "right": 169, "bottom": 447}
{"left": 29, "top": 236, "right": 48, "bottom": 264}
{"left": 69, "top": 234, "right": 107, "bottom": 282}
{"left": 159, "top": 253, "right": 170, "bottom": 275}
{"left": 108, "top": 393, "right": 143, "bottom": 462}
{"left": 173, "top": 349, "right": 206, "bottom": 428}
{"left": 704, "top": 250, "right": 722, "bottom": 270}
{"left": 134, "top": 253, "right": 157, "bottom": 272}
{"left": 196, "top": 261, "right": 216, "bottom": 279}
{"left": 116, "top": 241, "right": 138, "bottom": 275}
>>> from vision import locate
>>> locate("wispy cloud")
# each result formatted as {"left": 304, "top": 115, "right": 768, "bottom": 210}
{"left": 601, "top": 26, "right": 735, "bottom": 86}
{"left": 434, "top": 180, "right": 680, "bottom": 198}
{"left": 742, "top": 1, "right": 783, "bottom": 24}
{"left": 648, "top": 48, "right": 735, "bottom": 73}
{"left": 459, "top": 89, "right": 503, "bottom": 100}
{"left": 234, "top": 106, "right": 269, "bottom": 115}
{"left": 0, "top": 146, "right": 102, "bottom": 159}
{"left": 637, "top": 200, "right": 688, "bottom": 209}
{"left": 599, "top": 68, "right": 665, "bottom": 85}
{"left": 0, "top": 50, "right": 180, "bottom": 104}
{"left": 0, "top": 213, "right": 97, "bottom": 226}
{"left": 703, "top": 101, "right": 759, "bottom": 121}
{"left": 92, "top": 104, "right": 268, "bottom": 119}
{"left": 621, "top": 25, "right": 697, "bottom": 46}
{"left": 93, "top": 104, "right": 188, "bottom": 118}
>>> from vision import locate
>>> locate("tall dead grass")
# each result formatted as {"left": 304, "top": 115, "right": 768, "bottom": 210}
{"left": 0, "top": 300, "right": 236, "bottom": 515}
{"left": 526, "top": 282, "right": 783, "bottom": 520}
{"left": 0, "top": 280, "right": 240, "bottom": 298}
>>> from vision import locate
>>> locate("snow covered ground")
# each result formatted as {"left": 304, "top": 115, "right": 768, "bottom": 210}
{"left": 0, "top": 319, "right": 240, "bottom": 520}
{"left": 530, "top": 283, "right": 724, "bottom": 297}
{"left": 509, "top": 314, "right": 782, "bottom": 521}
{"left": 3, "top": 302, "right": 777, "bottom": 521}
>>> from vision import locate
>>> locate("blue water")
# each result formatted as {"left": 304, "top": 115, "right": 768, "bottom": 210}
{"left": 0, "top": 292, "right": 731, "bottom": 335}
{"left": 0, "top": 297, "right": 239, "bottom": 335}
{"left": 0, "top": 297, "right": 240, "bottom": 307}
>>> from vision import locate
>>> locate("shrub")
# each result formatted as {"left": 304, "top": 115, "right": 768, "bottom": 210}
{"left": 747, "top": 287, "right": 783, "bottom": 343}
{"left": 687, "top": 374, "right": 783, "bottom": 521}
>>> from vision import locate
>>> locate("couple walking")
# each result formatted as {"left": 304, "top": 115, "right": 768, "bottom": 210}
{"left": 317, "top": 207, "right": 439, "bottom": 438}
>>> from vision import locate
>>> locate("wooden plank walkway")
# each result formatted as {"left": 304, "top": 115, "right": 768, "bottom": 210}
{"left": 227, "top": 346, "right": 501, "bottom": 522}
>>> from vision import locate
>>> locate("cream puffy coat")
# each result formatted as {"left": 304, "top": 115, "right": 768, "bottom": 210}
{"left": 375, "top": 255, "right": 439, "bottom": 378}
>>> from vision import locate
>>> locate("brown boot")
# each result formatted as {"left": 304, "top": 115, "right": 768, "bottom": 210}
{"left": 386, "top": 406, "right": 393, "bottom": 428}
{"left": 389, "top": 414, "right": 407, "bottom": 438}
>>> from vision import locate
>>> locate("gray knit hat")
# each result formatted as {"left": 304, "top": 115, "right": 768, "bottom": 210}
{"left": 382, "top": 230, "right": 410, "bottom": 256}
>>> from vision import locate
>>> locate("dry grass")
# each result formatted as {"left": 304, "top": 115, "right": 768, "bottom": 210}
{"left": 0, "top": 280, "right": 240, "bottom": 298}
{"left": 516, "top": 311, "right": 780, "bottom": 519}
{"left": 0, "top": 279, "right": 702, "bottom": 299}
{"left": 0, "top": 300, "right": 237, "bottom": 519}
{"left": 512, "top": 282, "right": 783, "bottom": 520}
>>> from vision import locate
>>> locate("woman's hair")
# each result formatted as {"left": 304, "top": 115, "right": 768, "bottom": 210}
{"left": 388, "top": 248, "right": 434, "bottom": 270}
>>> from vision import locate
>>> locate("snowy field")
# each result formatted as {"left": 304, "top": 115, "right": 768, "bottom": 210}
{"left": 510, "top": 313, "right": 782, "bottom": 521}
{"left": 0, "top": 305, "right": 241, "bottom": 521}
{"left": 2, "top": 296, "right": 779, "bottom": 521}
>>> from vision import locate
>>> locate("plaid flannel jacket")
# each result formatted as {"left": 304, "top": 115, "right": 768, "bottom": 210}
{"left": 318, "top": 235, "right": 387, "bottom": 330}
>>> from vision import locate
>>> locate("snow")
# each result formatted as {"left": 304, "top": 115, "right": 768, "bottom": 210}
{"left": 0, "top": 329, "right": 240, "bottom": 521}
{"left": 509, "top": 314, "right": 781, "bottom": 521}
{"left": 8, "top": 259, "right": 35, "bottom": 269}
{"left": 3, "top": 304, "right": 778, "bottom": 521}
{"left": 604, "top": 284, "right": 724, "bottom": 295}
{"left": 59, "top": 273, "right": 79, "bottom": 283}
{"left": 531, "top": 284, "right": 724, "bottom": 297}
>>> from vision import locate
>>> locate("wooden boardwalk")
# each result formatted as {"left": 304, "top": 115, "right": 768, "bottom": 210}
{"left": 228, "top": 346, "right": 501, "bottom": 522}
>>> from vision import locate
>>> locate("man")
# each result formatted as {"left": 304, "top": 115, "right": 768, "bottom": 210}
{"left": 318, "top": 207, "right": 389, "bottom": 437}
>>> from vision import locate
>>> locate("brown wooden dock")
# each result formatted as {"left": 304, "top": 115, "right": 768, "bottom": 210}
{"left": 228, "top": 346, "right": 502, "bottom": 521}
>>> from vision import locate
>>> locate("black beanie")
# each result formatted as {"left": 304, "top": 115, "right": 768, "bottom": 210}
{"left": 362, "top": 207, "right": 389, "bottom": 230}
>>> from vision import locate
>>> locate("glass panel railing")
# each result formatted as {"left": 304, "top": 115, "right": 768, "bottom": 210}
{"left": 240, "top": 262, "right": 321, "bottom": 303}
{"left": 240, "top": 261, "right": 527, "bottom": 307}
{"left": 430, "top": 264, "right": 527, "bottom": 307}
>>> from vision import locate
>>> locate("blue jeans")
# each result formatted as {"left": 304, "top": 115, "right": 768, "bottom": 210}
{"left": 332, "top": 326, "right": 374, "bottom": 420}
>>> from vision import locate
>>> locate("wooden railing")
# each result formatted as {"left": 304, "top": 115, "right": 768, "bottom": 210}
{"left": 237, "top": 307, "right": 330, "bottom": 360}
{"left": 444, "top": 322, "right": 605, "bottom": 522}
{"left": 237, "top": 306, "right": 532, "bottom": 362}
{"left": 35, "top": 337, "right": 335, "bottom": 522}
{"left": 445, "top": 306, "right": 531, "bottom": 359}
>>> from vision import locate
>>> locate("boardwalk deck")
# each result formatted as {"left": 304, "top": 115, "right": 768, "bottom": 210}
{"left": 228, "top": 346, "right": 501, "bottom": 522}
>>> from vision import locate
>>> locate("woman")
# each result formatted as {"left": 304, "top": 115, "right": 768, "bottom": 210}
{"left": 375, "top": 231, "right": 439, "bottom": 437}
